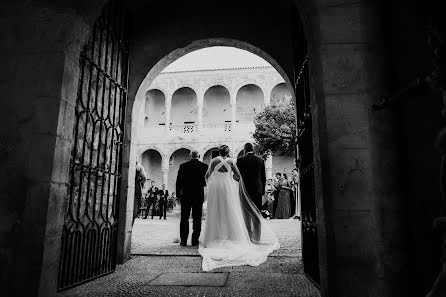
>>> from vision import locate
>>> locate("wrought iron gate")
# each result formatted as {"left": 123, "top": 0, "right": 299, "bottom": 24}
{"left": 295, "top": 57, "right": 320, "bottom": 286}
{"left": 58, "top": 0, "right": 129, "bottom": 290}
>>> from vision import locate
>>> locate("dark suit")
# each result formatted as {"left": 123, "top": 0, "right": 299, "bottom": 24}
{"left": 158, "top": 189, "right": 169, "bottom": 219}
{"left": 145, "top": 186, "right": 158, "bottom": 219}
{"left": 236, "top": 152, "right": 266, "bottom": 210}
{"left": 176, "top": 158, "right": 208, "bottom": 245}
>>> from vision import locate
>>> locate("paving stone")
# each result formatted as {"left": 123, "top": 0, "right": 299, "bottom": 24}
{"left": 149, "top": 272, "right": 228, "bottom": 287}
{"left": 60, "top": 256, "right": 319, "bottom": 297}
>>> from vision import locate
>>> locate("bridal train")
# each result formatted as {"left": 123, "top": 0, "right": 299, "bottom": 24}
{"left": 198, "top": 156, "right": 279, "bottom": 271}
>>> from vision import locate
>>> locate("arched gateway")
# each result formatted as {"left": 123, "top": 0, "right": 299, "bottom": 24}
{"left": 1, "top": 0, "right": 428, "bottom": 296}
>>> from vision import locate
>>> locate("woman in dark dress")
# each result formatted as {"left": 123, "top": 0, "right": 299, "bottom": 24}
{"left": 275, "top": 174, "right": 292, "bottom": 219}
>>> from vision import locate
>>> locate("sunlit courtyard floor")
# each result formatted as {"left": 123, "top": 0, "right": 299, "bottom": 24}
{"left": 131, "top": 209, "right": 301, "bottom": 257}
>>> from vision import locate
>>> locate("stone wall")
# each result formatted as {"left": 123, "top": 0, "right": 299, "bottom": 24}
{"left": 0, "top": 0, "right": 440, "bottom": 296}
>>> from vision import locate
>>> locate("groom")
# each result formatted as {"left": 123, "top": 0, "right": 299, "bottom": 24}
{"left": 237, "top": 143, "right": 266, "bottom": 210}
{"left": 237, "top": 143, "right": 266, "bottom": 241}
{"left": 176, "top": 150, "right": 208, "bottom": 246}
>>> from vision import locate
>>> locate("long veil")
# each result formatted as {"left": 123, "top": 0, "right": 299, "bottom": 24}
{"left": 235, "top": 163, "right": 279, "bottom": 246}
{"left": 199, "top": 158, "right": 279, "bottom": 271}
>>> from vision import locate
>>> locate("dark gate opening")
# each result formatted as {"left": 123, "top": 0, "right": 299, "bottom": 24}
{"left": 57, "top": 0, "right": 129, "bottom": 290}
{"left": 295, "top": 57, "right": 320, "bottom": 286}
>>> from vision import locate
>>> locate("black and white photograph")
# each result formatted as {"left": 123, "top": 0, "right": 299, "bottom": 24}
{"left": 1, "top": 0, "right": 445, "bottom": 296}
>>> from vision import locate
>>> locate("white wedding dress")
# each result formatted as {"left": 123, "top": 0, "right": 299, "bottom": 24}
{"left": 198, "top": 156, "right": 280, "bottom": 271}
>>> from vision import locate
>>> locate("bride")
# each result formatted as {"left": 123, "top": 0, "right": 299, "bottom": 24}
{"left": 198, "top": 145, "right": 280, "bottom": 271}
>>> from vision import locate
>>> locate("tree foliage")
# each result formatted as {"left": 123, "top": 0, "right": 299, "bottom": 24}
{"left": 253, "top": 95, "right": 296, "bottom": 157}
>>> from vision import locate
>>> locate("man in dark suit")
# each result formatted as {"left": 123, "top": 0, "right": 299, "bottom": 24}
{"left": 145, "top": 181, "right": 158, "bottom": 219}
{"left": 176, "top": 150, "right": 208, "bottom": 247}
{"left": 236, "top": 143, "right": 266, "bottom": 211}
{"left": 236, "top": 143, "right": 266, "bottom": 241}
{"left": 158, "top": 184, "right": 169, "bottom": 220}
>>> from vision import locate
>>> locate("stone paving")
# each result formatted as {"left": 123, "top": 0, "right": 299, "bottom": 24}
{"left": 60, "top": 211, "right": 320, "bottom": 297}
{"left": 131, "top": 211, "right": 301, "bottom": 257}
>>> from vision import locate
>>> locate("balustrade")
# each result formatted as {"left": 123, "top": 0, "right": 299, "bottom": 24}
{"left": 169, "top": 123, "right": 198, "bottom": 134}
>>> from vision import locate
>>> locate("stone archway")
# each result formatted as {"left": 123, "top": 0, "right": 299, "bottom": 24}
{"left": 140, "top": 149, "right": 163, "bottom": 190}
{"left": 171, "top": 87, "right": 198, "bottom": 125}
{"left": 1, "top": 1, "right": 413, "bottom": 296}
{"left": 144, "top": 89, "right": 166, "bottom": 126}
{"left": 203, "top": 86, "right": 231, "bottom": 125}
{"left": 236, "top": 84, "right": 264, "bottom": 122}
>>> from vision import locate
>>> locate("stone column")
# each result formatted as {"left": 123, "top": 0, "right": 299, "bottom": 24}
{"left": 165, "top": 92, "right": 172, "bottom": 134}
{"left": 264, "top": 86, "right": 273, "bottom": 106}
{"left": 197, "top": 90, "right": 204, "bottom": 129}
{"left": 162, "top": 168, "right": 169, "bottom": 186}
{"left": 161, "top": 155, "right": 170, "bottom": 186}
{"left": 265, "top": 153, "right": 273, "bottom": 179}
{"left": 230, "top": 89, "right": 237, "bottom": 127}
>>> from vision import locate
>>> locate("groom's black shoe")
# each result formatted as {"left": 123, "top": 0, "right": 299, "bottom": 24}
{"left": 180, "top": 242, "right": 187, "bottom": 247}
{"left": 191, "top": 241, "right": 199, "bottom": 247}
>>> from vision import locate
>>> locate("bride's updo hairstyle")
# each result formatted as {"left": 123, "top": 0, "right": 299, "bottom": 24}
{"left": 218, "top": 145, "right": 230, "bottom": 157}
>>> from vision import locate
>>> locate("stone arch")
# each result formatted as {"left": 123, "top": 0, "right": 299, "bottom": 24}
{"left": 202, "top": 85, "right": 231, "bottom": 124}
{"left": 173, "top": 82, "right": 199, "bottom": 94}
{"left": 171, "top": 87, "right": 198, "bottom": 124}
{"left": 145, "top": 89, "right": 166, "bottom": 125}
{"left": 13, "top": 1, "right": 417, "bottom": 296}
{"left": 3, "top": 2, "right": 312, "bottom": 296}
{"left": 234, "top": 80, "right": 267, "bottom": 96}
{"left": 140, "top": 149, "right": 163, "bottom": 189}
{"left": 167, "top": 144, "right": 196, "bottom": 158}
{"left": 270, "top": 83, "right": 292, "bottom": 105}
{"left": 137, "top": 146, "right": 165, "bottom": 160}
{"left": 235, "top": 84, "right": 264, "bottom": 122}
{"left": 203, "top": 81, "right": 232, "bottom": 94}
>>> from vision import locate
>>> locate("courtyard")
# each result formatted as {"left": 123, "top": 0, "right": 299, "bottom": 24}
{"left": 59, "top": 212, "right": 320, "bottom": 297}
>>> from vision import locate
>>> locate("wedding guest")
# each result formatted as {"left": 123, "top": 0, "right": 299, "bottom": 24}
{"left": 158, "top": 184, "right": 169, "bottom": 220}
{"left": 171, "top": 192, "right": 178, "bottom": 207}
{"left": 167, "top": 192, "right": 175, "bottom": 210}
{"left": 133, "top": 161, "right": 147, "bottom": 224}
{"left": 275, "top": 173, "right": 292, "bottom": 219}
{"left": 284, "top": 173, "right": 295, "bottom": 217}
{"left": 265, "top": 179, "right": 275, "bottom": 218}
{"left": 272, "top": 172, "right": 282, "bottom": 218}
{"left": 145, "top": 181, "right": 158, "bottom": 219}
{"left": 291, "top": 168, "right": 300, "bottom": 219}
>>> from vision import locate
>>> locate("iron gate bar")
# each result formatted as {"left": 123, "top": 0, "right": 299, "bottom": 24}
{"left": 58, "top": 0, "right": 128, "bottom": 290}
